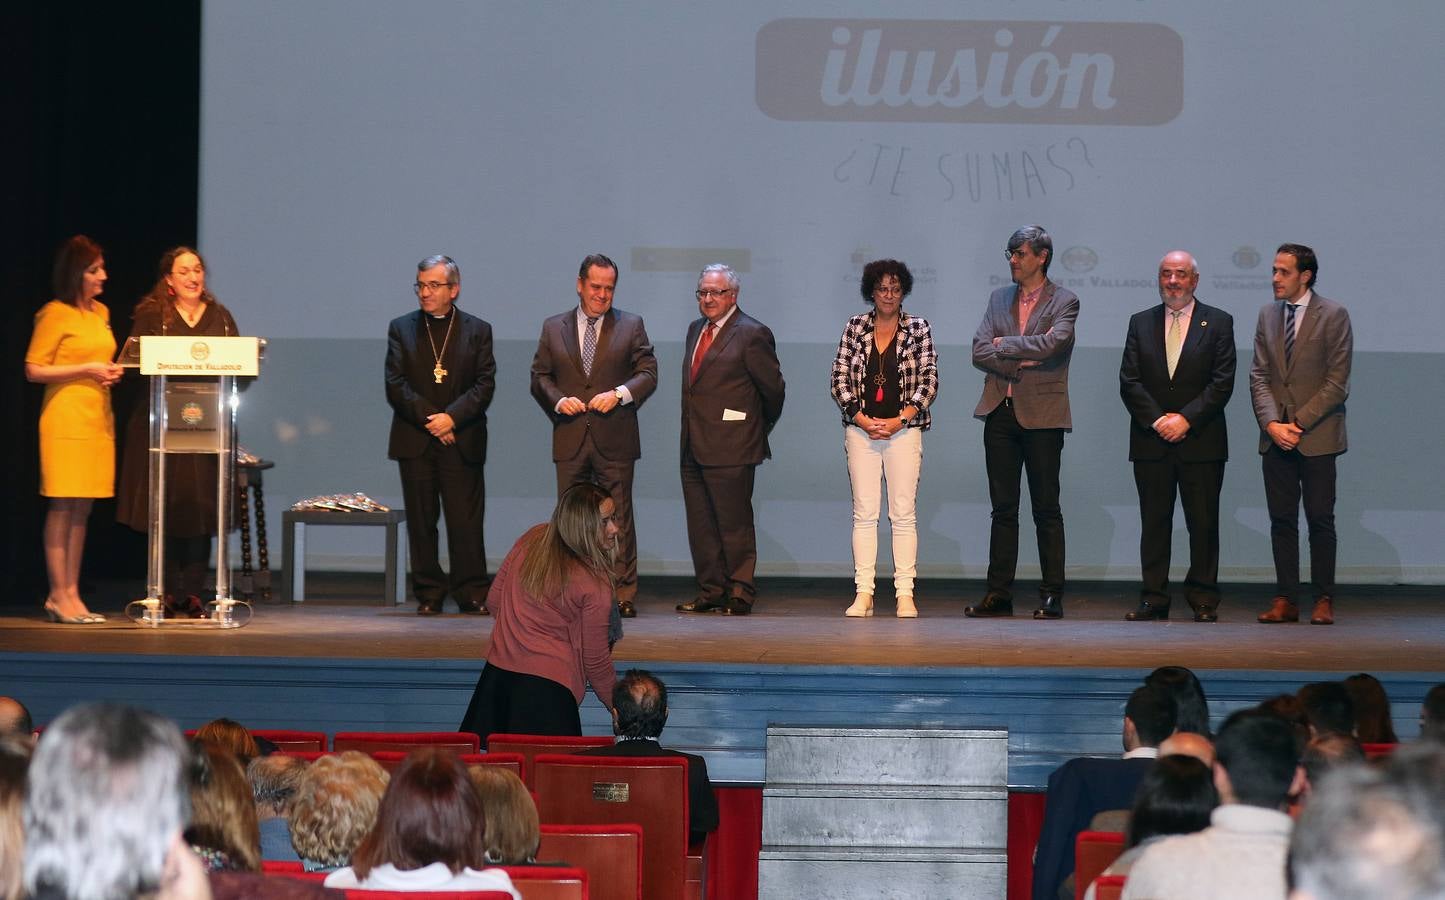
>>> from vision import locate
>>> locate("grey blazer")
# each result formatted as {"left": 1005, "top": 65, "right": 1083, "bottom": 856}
{"left": 971, "top": 280, "right": 1079, "bottom": 430}
{"left": 1249, "top": 292, "right": 1352, "bottom": 456}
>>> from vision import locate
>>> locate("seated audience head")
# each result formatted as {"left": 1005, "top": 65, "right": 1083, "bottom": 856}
{"left": 1124, "top": 683, "right": 1178, "bottom": 752}
{"left": 0, "top": 698, "right": 34, "bottom": 745}
{"left": 1145, "top": 666, "right": 1211, "bottom": 736}
{"left": 1289, "top": 743, "right": 1445, "bottom": 900}
{"left": 248, "top": 753, "right": 307, "bottom": 819}
{"left": 194, "top": 717, "right": 261, "bottom": 761}
{"left": 1342, "top": 673, "right": 1398, "bottom": 744}
{"left": 349, "top": 746, "right": 488, "bottom": 879}
{"left": 1, "top": 737, "right": 31, "bottom": 900}
{"left": 468, "top": 766, "right": 540, "bottom": 865}
{"left": 1159, "top": 731, "right": 1216, "bottom": 768}
{"left": 1125, "top": 754, "right": 1218, "bottom": 849}
{"left": 612, "top": 668, "right": 668, "bottom": 738}
{"left": 289, "top": 751, "right": 389, "bottom": 870}
{"left": 1300, "top": 733, "right": 1366, "bottom": 802}
{"left": 1259, "top": 693, "right": 1312, "bottom": 753}
{"left": 1297, "top": 681, "right": 1355, "bottom": 739}
{"left": 1214, "top": 709, "right": 1305, "bottom": 810}
{"left": 24, "top": 703, "right": 192, "bottom": 900}
{"left": 1420, "top": 684, "right": 1445, "bottom": 744}
{"left": 188, "top": 742, "right": 261, "bottom": 871}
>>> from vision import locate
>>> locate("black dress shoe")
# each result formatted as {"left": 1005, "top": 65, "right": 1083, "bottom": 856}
{"left": 1032, "top": 595, "right": 1063, "bottom": 619}
{"left": 618, "top": 599, "right": 637, "bottom": 618}
{"left": 676, "top": 596, "right": 724, "bottom": 613}
{"left": 1124, "top": 601, "right": 1169, "bottom": 621}
{"left": 721, "top": 598, "right": 753, "bottom": 616}
{"left": 415, "top": 602, "right": 442, "bottom": 616}
{"left": 456, "top": 600, "right": 489, "bottom": 616}
{"left": 1193, "top": 608, "right": 1218, "bottom": 623}
{"left": 964, "top": 594, "right": 1014, "bottom": 618}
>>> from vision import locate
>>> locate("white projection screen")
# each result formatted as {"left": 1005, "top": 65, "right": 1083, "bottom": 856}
{"left": 200, "top": 1, "right": 1445, "bottom": 581}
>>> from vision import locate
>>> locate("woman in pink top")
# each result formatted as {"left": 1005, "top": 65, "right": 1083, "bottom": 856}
{"left": 460, "top": 482, "right": 620, "bottom": 738}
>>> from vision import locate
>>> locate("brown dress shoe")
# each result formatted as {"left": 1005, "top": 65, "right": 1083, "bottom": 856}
{"left": 1309, "top": 597, "right": 1334, "bottom": 625}
{"left": 1257, "top": 596, "right": 1299, "bottom": 623}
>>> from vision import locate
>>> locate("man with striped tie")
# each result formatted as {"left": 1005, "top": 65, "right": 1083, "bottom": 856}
{"left": 1251, "top": 244, "right": 1353, "bottom": 626}
{"left": 1119, "top": 250, "right": 1236, "bottom": 622}
{"left": 530, "top": 253, "right": 658, "bottom": 617}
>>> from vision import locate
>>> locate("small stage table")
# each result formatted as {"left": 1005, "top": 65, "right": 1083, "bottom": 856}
{"left": 281, "top": 508, "right": 407, "bottom": 606}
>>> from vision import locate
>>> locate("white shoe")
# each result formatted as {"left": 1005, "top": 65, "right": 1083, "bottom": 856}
{"left": 845, "top": 594, "right": 874, "bottom": 617}
{"left": 896, "top": 595, "right": 918, "bottom": 618}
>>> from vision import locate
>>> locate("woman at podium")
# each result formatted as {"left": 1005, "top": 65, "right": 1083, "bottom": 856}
{"left": 24, "top": 235, "right": 122, "bottom": 624}
{"left": 116, "top": 246, "right": 241, "bottom": 617}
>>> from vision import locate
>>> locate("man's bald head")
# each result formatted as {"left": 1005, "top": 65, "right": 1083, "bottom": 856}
{"left": 1160, "top": 731, "right": 1215, "bottom": 767}
{"left": 0, "top": 697, "right": 33, "bottom": 739}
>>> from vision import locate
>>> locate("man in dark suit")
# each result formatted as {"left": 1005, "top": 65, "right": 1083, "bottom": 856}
{"left": 1031, "top": 683, "right": 1176, "bottom": 900}
{"left": 578, "top": 669, "right": 720, "bottom": 846}
{"left": 1250, "top": 243, "right": 1352, "bottom": 626}
{"left": 530, "top": 253, "right": 658, "bottom": 617}
{"left": 385, "top": 254, "right": 496, "bottom": 615}
{"left": 967, "top": 225, "right": 1079, "bottom": 620}
{"left": 1119, "top": 250, "right": 1236, "bottom": 622}
{"left": 675, "top": 264, "right": 785, "bottom": 616}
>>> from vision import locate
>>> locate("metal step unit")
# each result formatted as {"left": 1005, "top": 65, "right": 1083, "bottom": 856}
{"left": 759, "top": 725, "right": 1009, "bottom": 900}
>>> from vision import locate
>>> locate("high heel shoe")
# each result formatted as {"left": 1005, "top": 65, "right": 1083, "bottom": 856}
{"left": 44, "top": 599, "right": 103, "bottom": 625}
{"left": 844, "top": 594, "right": 874, "bottom": 617}
{"left": 896, "top": 594, "right": 918, "bottom": 618}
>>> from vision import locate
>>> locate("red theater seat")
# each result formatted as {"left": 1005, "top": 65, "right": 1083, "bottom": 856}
{"left": 367, "top": 750, "right": 524, "bottom": 775}
{"left": 1362, "top": 742, "right": 1398, "bottom": 760}
{"left": 1093, "top": 874, "right": 1127, "bottom": 900}
{"left": 1074, "top": 831, "right": 1126, "bottom": 900}
{"left": 253, "top": 729, "right": 328, "bottom": 752}
{"left": 484, "top": 734, "right": 615, "bottom": 789}
{"left": 332, "top": 731, "right": 481, "bottom": 754}
{"left": 537, "top": 823, "right": 642, "bottom": 900}
{"left": 499, "top": 866, "right": 589, "bottom": 900}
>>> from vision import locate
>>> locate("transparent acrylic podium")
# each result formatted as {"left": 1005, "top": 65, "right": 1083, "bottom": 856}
{"left": 117, "top": 335, "right": 263, "bottom": 629}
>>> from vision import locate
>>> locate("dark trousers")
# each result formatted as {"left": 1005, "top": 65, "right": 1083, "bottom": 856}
{"left": 164, "top": 534, "right": 212, "bottom": 599}
{"left": 1262, "top": 445, "right": 1338, "bottom": 601}
{"left": 680, "top": 446, "right": 758, "bottom": 603}
{"left": 397, "top": 441, "right": 489, "bottom": 608}
{"left": 459, "top": 663, "right": 581, "bottom": 740}
{"left": 1134, "top": 456, "right": 1224, "bottom": 610}
{"left": 983, "top": 402, "right": 1065, "bottom": 599}
{"left": 556, "top": 434, "right": 637, "bottom": 601}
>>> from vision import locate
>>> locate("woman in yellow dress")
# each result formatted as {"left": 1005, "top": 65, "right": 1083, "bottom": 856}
{"left": 24, "top": 235, "right": 123, "bottom": 624}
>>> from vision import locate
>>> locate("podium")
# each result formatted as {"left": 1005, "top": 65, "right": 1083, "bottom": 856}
{"left": 119, "top": 335, "right": 263, "bottom": 629}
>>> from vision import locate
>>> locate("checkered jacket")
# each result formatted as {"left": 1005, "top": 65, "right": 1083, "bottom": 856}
{"left": 830, "top": 309, "right": 938, "bottom": 429}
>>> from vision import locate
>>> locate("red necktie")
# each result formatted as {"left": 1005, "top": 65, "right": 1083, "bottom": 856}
{"left": 690, "top": 323, "right": 715, "bottom": 382}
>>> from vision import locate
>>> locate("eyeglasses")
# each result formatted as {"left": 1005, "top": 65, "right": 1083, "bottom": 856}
{"left": 873, "top": 285, "right": 904, "bottom": 297}
{"left": 1004, "top": 248, "right": 1031, "bottom": 261}
{"left": 696, "top": 288, "right": 735, "bottom": 300}
{"left": 413, "top": 281, "right": 453, "bottom": 295}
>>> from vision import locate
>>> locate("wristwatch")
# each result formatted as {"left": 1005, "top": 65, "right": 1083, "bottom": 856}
{"left": 614, "top": 388, "right": 625, "bottom": 402}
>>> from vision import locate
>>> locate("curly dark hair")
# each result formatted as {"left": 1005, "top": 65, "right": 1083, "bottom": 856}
{"left": 859, "top": 259, "right": 913, "bottom": 304}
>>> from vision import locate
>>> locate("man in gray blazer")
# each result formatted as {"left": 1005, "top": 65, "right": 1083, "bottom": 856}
{"left": 1251, "top": 243, "right": 1352, "bottom": 626}
{"left": 531, "top": 253, "right": 658, "bottom": 617}
{"left": 967, "top": 225, "right": 1079, "bottom": 620}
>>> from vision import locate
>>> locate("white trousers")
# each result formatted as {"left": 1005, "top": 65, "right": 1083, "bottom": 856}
{"left": 844, "top": 425, "right": 923, "bottom": 595}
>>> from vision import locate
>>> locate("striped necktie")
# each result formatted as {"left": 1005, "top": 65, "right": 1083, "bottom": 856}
{"left": 1284, "top": 303, "right": 1297, "bottom": 366}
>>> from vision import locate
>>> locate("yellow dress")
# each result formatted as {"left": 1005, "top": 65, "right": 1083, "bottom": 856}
{"left": 25, "top": 300, "right": 117, "bottom": 498}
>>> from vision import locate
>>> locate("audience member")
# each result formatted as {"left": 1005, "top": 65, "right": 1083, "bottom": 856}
{"left": 468, "top": 767, "right": 541, "bottom": 865}
{"left": 578, "top": 669, "right": 721, "bottom": 845}
{"left": 0, "top": 737, "right": 31, "bottom": 900}
{"left": 1083, "top": 754, "right": 1217, "bottom": 900}
{"left": 1259, "top": 693, "right": 1312, "bottom": 753}
{"left": 194, "top": 718, "right": 261, "bottom": 761}
{"left": 1032, "top": 683, "right": 1176, "bottom": 900}
{"left": 1123, "top": 709, "right": 1304, "bottom": 899}
{"left": 1296, "top": 681, "right": 1355, "bottom": 739}
{"left": 1299, "top": 733, "right": 1365, "bottom": 794}
{"left": 289, "top": 751, "right": 389, "bottom": 873}
{"left": 248, "top": 754, "right": 306, "bottom": 862}
{"left": 1145, "top": 666, "right": 1212, "bottom": 736}
{"left": 1419, "top": 683, "right": 1445, "bottom": 744}
{"left": 24, "top": 703, "right": 210, "bottom": 900}
{"left": 1342, "top": 673, "right": 1398, "bottom": 744}
{"left": 324, "top": 747, "right": 520, "bottom": 896}
{"left": 1289, "top": 743, "right": 1445, "bottom": 900}
{"left": 188, "top": 743, "right": 261, "bottom": 872}
{"left": 1158, "top": 731, "right": 1215, "bottom": 767}
{"left": 0, "top": 698, "right": 34, "bottom": 745}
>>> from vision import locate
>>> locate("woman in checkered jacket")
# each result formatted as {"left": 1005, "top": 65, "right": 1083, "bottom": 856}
{"left": 829, "top": 259, "right": 939, "bottom": 618}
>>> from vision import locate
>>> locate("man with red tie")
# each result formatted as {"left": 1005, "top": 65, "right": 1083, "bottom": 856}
{"left": 675, "top": 264, "right": 786, "bottom": 616}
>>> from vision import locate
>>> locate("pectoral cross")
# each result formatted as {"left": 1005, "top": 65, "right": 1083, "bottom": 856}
{"left": 433, "top": 363, "right": 447, "bottom": 384}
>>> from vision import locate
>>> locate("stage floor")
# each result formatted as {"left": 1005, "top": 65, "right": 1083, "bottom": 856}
{"left": 4, "top": 575, "right": 1441, "bottom": 673}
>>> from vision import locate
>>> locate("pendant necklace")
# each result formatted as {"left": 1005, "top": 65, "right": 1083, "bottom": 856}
{"left": 871, "top": 324, "right": 896, "bottom": 402}
{"left": 424, "top": 311, "right": 455, "bottom": 383}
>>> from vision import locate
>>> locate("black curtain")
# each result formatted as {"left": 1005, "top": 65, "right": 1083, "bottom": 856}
{"left": 1, "top": 3, "right": 200, "bottom": 606}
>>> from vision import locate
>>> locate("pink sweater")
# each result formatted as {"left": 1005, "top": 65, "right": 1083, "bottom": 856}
{"left": 484, "top": 525, "right": 616, "bottom": 708}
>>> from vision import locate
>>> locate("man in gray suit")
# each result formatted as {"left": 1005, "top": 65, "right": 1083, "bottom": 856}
{"left": 1251, "top": 243, "right": 1352, "bottom": 626}
{"left": 967, "top": 225, "right": 1079, "bottom": 620}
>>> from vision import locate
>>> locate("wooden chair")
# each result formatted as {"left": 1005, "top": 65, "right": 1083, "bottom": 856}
{"left": 332, "top": 731, "right": 482, "bottom": 754}
{"left": 1074, "top": 830, "right": 1126, "bottom": 900}
{"left": 485, "top": 733, "right": 615, "bottom": 789}
{"left": 367, "top": 750, "right": 524, "bottom": 775}
{"left": 499, "top": 865, "right": 589, "bottom": 900}
{"left": 1093, "top": 874, "right": 1127, "bottom": 900}
{"left": 537, "top": 823, "right": 642, "bottom": 900}
{"left": 252, "top": 728, "right": 328, "bottom": 752}
{"left": 533, "top": 754, "right": 687, "bottom": 900}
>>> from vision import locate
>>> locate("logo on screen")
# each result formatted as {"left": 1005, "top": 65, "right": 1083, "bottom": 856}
{"left": 1061, "top": 246, "right": 1098, "bottom": 274}
{"left": 1232, "top": 247, "right": 1261, "bottom": 270}
{"left": 756, "top": 20, "right": 1182, "bottom": 125}
{"left": 190, "top": 341, "right": 211, "bottom": 361}
{"left": 180, "top": 402, "right": 205, "bottom": 426}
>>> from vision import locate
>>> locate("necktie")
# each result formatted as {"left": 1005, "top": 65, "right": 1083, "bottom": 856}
{"left": 1166, "top": 310, "right": 1184, "bottom": 378}
{"left": 1284, "top": 303, "right": 1297, "bottom": 366}
{"left": 583, "top": 315, "right": 599, "bottom": 376}
{"left": 690, "top": 323, "right": 715, "bottom": 382}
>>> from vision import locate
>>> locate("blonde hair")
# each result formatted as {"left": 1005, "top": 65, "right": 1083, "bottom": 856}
{"left": 468, "top": 766, "right": 540, "bottom": 864}
{"left": 519, "top": 483, "right": 615, "bottom": 599}
{"left": 0, "top": 737, "right": 30, "bottom": 900}
{"left": 188, "top": 744, "right": 261, "bottom": 871}
{"left": 288, "top": 752, "right": 389, "bottom": 867}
